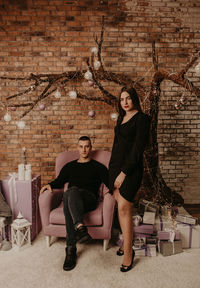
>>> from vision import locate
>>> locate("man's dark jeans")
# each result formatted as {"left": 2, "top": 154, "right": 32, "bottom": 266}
{"left": 63, "top": 186, "right": 98, "bottom": 247}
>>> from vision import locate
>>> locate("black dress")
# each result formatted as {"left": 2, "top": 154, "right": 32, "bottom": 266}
{"left": 108, "top": 111, "right": 151, "bottom": 202}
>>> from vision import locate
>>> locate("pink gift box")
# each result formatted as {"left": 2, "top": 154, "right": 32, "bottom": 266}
{"left": 157, "top": 230, "right": 181, "bottom": 241}
{"left": 134, "top": 224, "right": 154, "bottom": 235}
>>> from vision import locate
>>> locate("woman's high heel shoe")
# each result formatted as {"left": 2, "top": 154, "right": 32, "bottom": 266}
{"left": 116, "top": 247, "right": 124, "bottom": 256}
{"left": 120, "top": 249, "right": 135, "bottom": 273}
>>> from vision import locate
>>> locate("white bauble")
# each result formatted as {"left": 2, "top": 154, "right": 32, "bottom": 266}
{"left": 195, "top": 63, "right": 200, "bottom": 73}
{"left": 88, "top": 110, "right": 95, "bottom": 118}
{"left": 17, "top": 121, "right": 25, "bottom": 129}
{"left": 4, "top": 113, "right": 11, "bottom": 122}
{"left": 94, "top": 60, "right": 101, "bottom": 70}
{"left": 84, "top": 70, "right": 93, "bottom": 80}
{"left": 110, "top": 113, "right": 118, "bottom": 121}
{"left": 69, "top": 90, "right": 77, "bottom": 99}
{"left": 91, "top": 47, "right": 98, "bottom": 55}
{"left": 54, "top": 90, "right": 61, "bottom": 98}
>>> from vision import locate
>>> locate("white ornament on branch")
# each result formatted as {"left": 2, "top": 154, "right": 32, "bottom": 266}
{"left": 94, "top": 60, "right": 101, "bottom": 70}
{"left": 17, "top": 121, "right": 26, "bottom": 129}
{"left": 39, "top": 103, "right": 45, "bottom": 111}
{"left": 110, "top": 113, "right": 118, "bottom": 121}
{"left": 91, "top": 47, "right": 98, "bottom": 55}
{"left": 4, "top": 113, "right": 12, "bottom": 122}
{"left": 84, "top": 70, "right": 93, "bottom": 80}
{"left": 195, "top": 63, "right": 200, "bottom": 73}
{"left": 88, "top": 110, "right": 95, "bottom": 118}
{"left": 69, "top": 90, "right": 77, "bottom": 99}
{"left": 54, "top": 89, "right": 61, "bottom": 99}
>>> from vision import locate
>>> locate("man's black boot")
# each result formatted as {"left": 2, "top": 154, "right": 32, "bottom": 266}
{"left": 63, "top": 246, "right": 77, "bottom": 271}
{"left": 76, "top": 225, "right": 92, "bottom": 243}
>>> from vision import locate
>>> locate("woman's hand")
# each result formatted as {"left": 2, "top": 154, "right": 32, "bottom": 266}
{"left": 114, "top": 171, "right": 126, "bottom": 189}
{"left": 40, "top": 184, "right": 52, "bottom": 194}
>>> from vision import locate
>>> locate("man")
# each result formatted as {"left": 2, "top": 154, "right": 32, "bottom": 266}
{"left": 40, "top": 136, "right": 109, "bottom": 271}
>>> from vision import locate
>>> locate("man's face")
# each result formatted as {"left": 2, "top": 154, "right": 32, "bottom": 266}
{"left": 77, "top": 140, "right": 92, "bottom": 159}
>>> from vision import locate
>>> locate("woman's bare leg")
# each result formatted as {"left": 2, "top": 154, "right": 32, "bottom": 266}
{"left": 114, "top": 188, "right": 133, "bottom": 266}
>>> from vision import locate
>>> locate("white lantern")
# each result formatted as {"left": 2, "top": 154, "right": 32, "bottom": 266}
{"left": 4, "top": 113, "right": 11, "bottom": 122}
{"left": 84, "top": 70, "right": 93, "bottom": 80}
{"left": 91, "top": 47, "right": 98, "bottom": 55}
{"left": 11, "top": 212, "right": 31, "bottom": 251}
{"left": 69, "top": 90, "right": 77, "bottom": 99}
{"left": 94, "top": 60, "right": 101, "bottom": 70}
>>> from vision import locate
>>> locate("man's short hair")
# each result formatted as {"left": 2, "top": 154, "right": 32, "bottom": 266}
{"left": 78, "top": 136, "right": 92, "bottom": 145}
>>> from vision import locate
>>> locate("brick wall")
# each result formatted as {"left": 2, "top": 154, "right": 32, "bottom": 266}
{"left": 0, "top": 0, "right": 199, "bottom": 203}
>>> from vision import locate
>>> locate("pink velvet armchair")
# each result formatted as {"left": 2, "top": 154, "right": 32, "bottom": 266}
{"left": 39, "top": 150, "right": 115, "bottom": 251}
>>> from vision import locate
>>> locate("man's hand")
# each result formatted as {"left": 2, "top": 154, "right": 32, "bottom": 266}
{"left": 40, "top": 184, "right": 52, "bottom": 195}
{"left": 114, "top": 171, "right": 126, "bottom": 189}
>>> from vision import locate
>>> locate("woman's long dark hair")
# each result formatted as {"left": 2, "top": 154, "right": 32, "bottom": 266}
{"left": 117, "top": 86, "right": 142, "bottom": 123}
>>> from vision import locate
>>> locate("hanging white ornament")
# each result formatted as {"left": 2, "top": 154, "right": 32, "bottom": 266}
{"left": 88, "top": 80, "right": 94, "bottom": 87}
{"left": 94, "top": 60, "right": 101, "bottom": 70}
{"left": 84, "top": 70, "right": 93, "bottom": 80}
{"left": 39, "top": 103, "right": 45, "bottom": 111}
{"left": 91, "top": 47, "right": 98, "bottom": 55}
{"left": 30, "top": 85, "right": 35, "bottom": 91}
{"left": 54, "top": 89, "right": 61, "bottom": 99}
{"left": 69, "top": 90, "right": 77, "bottom": 99}
{"left": 4, "top": 113, "right": 12, "bottom": 122}
{"left": 195, "top": 63, "right": 200, "bottom": 73}
{"left": 17, "top": 121, "right": 25, "bottom": 129}
{"left": 88, "top": 110, "right": 95, "bottom": 118}
{"left": 110, "top": 113, "right": 118, "bottom": 121}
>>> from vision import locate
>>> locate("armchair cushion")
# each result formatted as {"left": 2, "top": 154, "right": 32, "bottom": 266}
{"left": 49, "top": 201, "right": 103, "bottom": 226}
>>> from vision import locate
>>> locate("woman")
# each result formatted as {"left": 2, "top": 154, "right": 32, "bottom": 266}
{"left": 109, "top": 86, "right": 151, "bottom": 272}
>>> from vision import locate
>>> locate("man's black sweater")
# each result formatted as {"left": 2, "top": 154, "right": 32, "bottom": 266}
{"left": 49, "top": 159, "right": 109, "bottom": 199}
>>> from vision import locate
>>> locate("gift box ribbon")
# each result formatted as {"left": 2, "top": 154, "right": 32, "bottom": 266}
{"left": 8, "top": 173, "right": 18, "bottom": 217}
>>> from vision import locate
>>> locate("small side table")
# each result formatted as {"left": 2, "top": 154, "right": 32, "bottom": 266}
{"left": 1, "top": 175, "right": 41, "bottom": 241}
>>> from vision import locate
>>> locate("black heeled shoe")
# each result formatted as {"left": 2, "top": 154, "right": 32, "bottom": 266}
{"left": 116, "top": 247, "right": 124, "bottom": 256}
{"left": 120, "top": 249, "right": 135, "bottom": 273}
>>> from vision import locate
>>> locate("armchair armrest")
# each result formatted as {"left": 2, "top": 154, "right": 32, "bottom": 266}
{"left": 102, "top": 192, "right": 115, "bottom": 230}
{"left": 39, "top": 189, "right": 63, "bottom": 227}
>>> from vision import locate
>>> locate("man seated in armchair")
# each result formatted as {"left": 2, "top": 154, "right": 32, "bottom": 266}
{"left": 40, "top": 136, "right": 109, "bottom": 271}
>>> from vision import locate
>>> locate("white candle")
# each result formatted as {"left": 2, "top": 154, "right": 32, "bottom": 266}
{"left": 18, "top": 164, "right": 25, "bottom": 181}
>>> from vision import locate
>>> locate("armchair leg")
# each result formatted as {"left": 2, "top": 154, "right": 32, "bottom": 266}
{"left": 46, "top": 236, "right": 51, "bottom": 247}
{"left": 103, "top": 239, "right": 109, "bottom": 251}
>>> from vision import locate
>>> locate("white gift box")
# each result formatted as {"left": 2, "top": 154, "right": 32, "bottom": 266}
{"left": 176, "top": 223, "right": 200, "bottom": 249}
{"left": 143, "top": 211, "right": 156, "bottom": 225}
{"left": 176, "top": 214, "right": 198, "bottom": 225}
{"left": 146, "top": 244, "right": 157, "bottom": 257}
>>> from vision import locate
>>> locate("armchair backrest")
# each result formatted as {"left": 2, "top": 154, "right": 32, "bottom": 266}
{"left": 56, "top": 150, "right": 111, "bottom": 177}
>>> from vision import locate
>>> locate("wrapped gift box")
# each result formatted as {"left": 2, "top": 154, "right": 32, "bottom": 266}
{"left": 134, "top": 224, "right": 154, "bottom": 235}
{"left": 159, "top": 240, "right": 182, "bottom": 256}
{"left": 154, "top": 215, "right": 176, "bottom": 232}
{"left": 133, "top": 237, "right": 146, "bottom": 248}
{"left": 139, "top": 199, "right": 160, "bottom": 215}
{"left": 146, "top": 236, "right": 158, "bottom": 245}
{"left": 176, "top": 223, "right": 200, "bottom": 248}
{"left": 176, "top": 214, "right": 198, "bottom": 225}
{"left": 133, "top": 245, "right": 146, "bottom": 256}
{"left": 133, "top": 244, "right": 157, "bottom": 257}
{"left": 157, "top": 230, "right": 181, "bottom": 241}
{"left": 143, "top": 211, "right": 156, "bottom": 225}
{"left": 146, "top": 244, "right": 157, "bottom": 257}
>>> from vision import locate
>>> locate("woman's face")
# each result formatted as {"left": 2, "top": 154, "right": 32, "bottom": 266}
{"left": 120, "top": 91, "right": 134, "bottom": 112}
